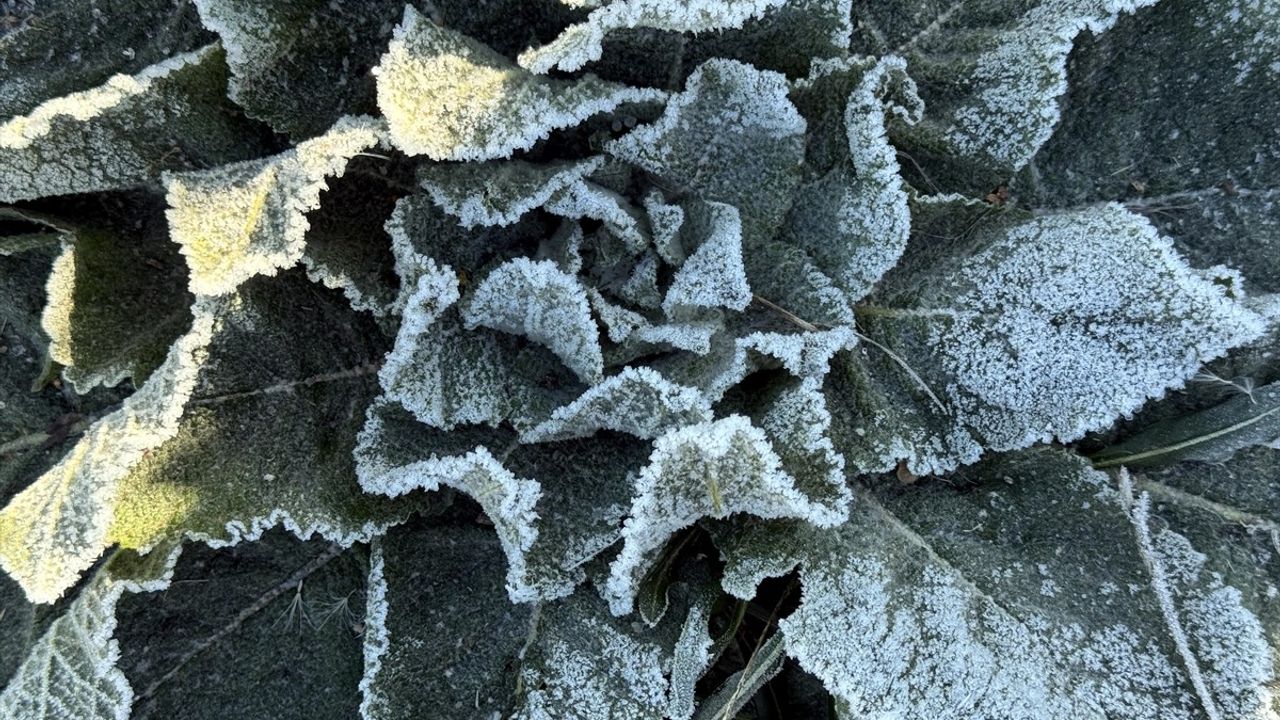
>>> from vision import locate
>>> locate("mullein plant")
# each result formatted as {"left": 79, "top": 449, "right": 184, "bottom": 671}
{"left": 0, "top": 0, "right": 1278, "bottom": 718}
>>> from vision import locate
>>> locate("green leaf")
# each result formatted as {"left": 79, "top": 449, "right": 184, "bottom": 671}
{"left": 521, "top": 366, "right": 712, "bottom": 443}
{"left": 462, "top": 257, "right": 605, "bottom": 385}
{"left": 0, "top": 0, "right": 212, "bottom": 120}
{"left": 833, "top": 199, "right": 1265, "bottom": 475}
{"left": 662, "top": 201, "right": 752, "bottom": 315}
{"left": 716, "top": 449, "right": 1277, "bottom": 719}
{"left": 37, "top": 193, "right": 193, "bottom": 392}
{"left": 682, "top": 0, "right": 853, "bottom": 78}
{"left": 604, "top": 414, "right": 847, "bottom": 615}
{"left": 0, "top": 44, "right": 272, "bottom": 203}
{"left": 117, "top": 533, "right": 368, "bottom": 720}
{"left": 0, "top": 271, "right": 414, "bottom": 604}
{"left": 607, "top": 57, "right": 805, "bottom": 242}
{"left": 517, "top": 0, "right": 788, "bottom": 74}
{"left": 781, "top": 56, "right": 922, "bottom": 302}
{"left": 360, "top": 521, "right": 712, "bottom": 719}
{"left": 356, "top": 400, "right": 645, "bottom": 603}
{"left": 690, "top": 632, "right": 785, "bottom": 720}
{"left": 1093, "top": 381, "right": 1280, "bottom": 468}
{"left": 0, "top": 546, "right": 178, "bottom": 720}
{"left": 418, "top": 157, "right": 607, "bottom": 228}
{"left": 858, "top": 0, "right": 1158, "bottom": 185}
{"left": 359, "top": 523, "right": 533, "bottom": 720}
{"left": 191, "top": 0, "right": 407, "bottom": 138}
{"left": 165, "top": 115, "right": 387, "bottom": 297}
{"left": 374, "top": 6, "right": 664, "bottom": 161}
{"left": 1015, "top": 0, "right": 1280, "bottom": 292}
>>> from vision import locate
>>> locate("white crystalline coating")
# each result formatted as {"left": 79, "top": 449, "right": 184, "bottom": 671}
{"left": 643, "top": 191, "right": 687, "bottom": 266}
{"left": 944, "top": 0, "right": 1159, "bottom": 167}
{"left": 358, "top": 541, "right": 391, "bottom": 720}
{"left": 930, "top": 205, "right": 1266, "bottom": 453}
{"left": 666, "top": 594, "right": 715, "bottom": 720}
{"left": 463, "top": 257, "right": 605, "bottom": 384}
{"left": 419, "top": 157, "right": 606, "bottom": 228}
{"left": 375, "top": 6, "right": 665, "bottom": 161}
{"left": 0, "top": 46, "right": 214, "bottom": 150}
{"left": 0, "top": 45, "right": 228, "bottom": 203}
{"left": 740, "top": 328, "right": 857, "bottom": 380}
{"left": 589, "top": 289, "right": 720, "bottom": 354}
{"left": 605, "top": 415, "right": 843, "bottom": 615}
{"left": 355, "top": 416, "right": 545, "bottom": 602}
{"left": 0, "top": 308, "right": 215, "bottom": 604}
{"left": 545, "top": 179, "right": 650, "bottom": 253}
{"left": 768, "top": 458, "right": 1277, "bottom": 720}
{"left": 515, "top": 594, "right": 674, "bottom": 719}
{"left": 785, "top": 56, "right": 920, "bottom": 302}
{"left": 618, "top": 252, "right": 663, "bottom": 309}
{"left": 166, "top": 115, "right": 386, "bottom": 297}
{"left": 663, "top": 201, "right": 752, "bottom": 315}
{"left": 379, "top": 261, "right": 523, "bottom": 430}
{"left": 518, "top": 0, "right": 790, "bottom": 74}
{"left": 758, "top": 379, "right": 852, "bottom": 525}
{"left": 521, "top": 367, "right": 713, "bottom": 442}
{"left": 0, "top": 549, "right": 180, "bottom": 720}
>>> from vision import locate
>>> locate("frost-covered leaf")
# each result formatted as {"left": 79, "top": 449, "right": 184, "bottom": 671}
{"left": 0, "top": 0, "right": 211, "bottom": 120}
{"left": 360, "top": 523, "right": 533, "bottom": 720}
{"left": 605, "top": 415, "right": 846, "bottom": 615}
{"left": 716, "top": 449, "right": 1277, "bottom": 719}
{"left": 116, "top": 532, "right": 368, "bottom": 720}
{"left": 0, "top": 270, "right": 413, "bottom": 605}
{"left": 0, "top": 547, "right": 177, "bottom": 720}
{"left": 543, "top": 179, "right": 651, "bottom": 253}
{"left": 418, "top": 157, "right": 606, "bottom": 228}
{"left": 1016, "top": 0, "right": 1280, "bottom": 292}
{"left": 858, "top": 0, "right": 1157, "bottom": 181}
{"left": 0, "top": 306, "right": 212, "bottom": 603}
{"left": 166, "top": 115, "right": 386, "bottom": 297}
{"left": 521, "top": 366, "right": 712, "bottom": 442}
{"left": 834, "top": 201, "right": 1265, "bottom": 475}
{"left": 463, "top": 257, "right": 605, "bottom": 384}
{"left": 0, "top": 44, "right": 271, "bottom": 203}
{"left": 682, "top": 0, "right": 853, "bottom": 78}
{"left": 1094, "top": 381, "right": 1280, "bottom": 468}
{"left": 375, "top": 7, "right": 664, "bottom": 161}
{"left": 192, "top": 0, "right": 406, "bottom": 138}
{"left": 607, "top": 57, "right": 805, "bottom": 241}
{"left": 689, "top": 633, "right": 785, "bottom": 720}
{"left": 296, "top": 163, "right": 402, "bottom": 317}
{"left": 38, "top": 193, "right": 193, "bottom": 392}
{"left": 781, "top": 56, "right": 921, "bottom": 302}
{"left": 513, "top": 585, "right": 691, "bottom": 719}
{"left": 663, "top": 201, "right": 751, "bottom": 315}
{"left": 357, "top": 400, "right": 644, "bottom": 602}
{"left": 517, "top": 0, "right": 788, "bottom": 74}
{"left": 104, "top": 272, "right": 416, "bottom": 552}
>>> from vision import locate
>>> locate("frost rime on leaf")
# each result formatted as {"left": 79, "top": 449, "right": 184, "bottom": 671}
{"left": 0, "top": 45, "right": 267, "bottom": 203}
{"left": 417, "top": 157, "right": 606, "bottom": 228}
{"left": 166, "top": 115, "right": 387, "bottom": 297}
{"left": 357, "top": 402, "right": 643, "bottom": 602}
{"left": 0, "top": 548, "right": 179, "bottom": 720}
{"left": 463, "top": 257, "right": 605, "bottom": 384}
{"left": 662, "top": 201, "right": 752, "bottom": 315}
{"left": 607, "top": 57, "right": 806, "bottom": 240}
{"left": 782, "top": 56, "right": 922, "bottom": 302}
{"left": 715, "top": 449, "right": 1276, "bottom": 719}
{"left": 517, "top": 0, "right": 790, "bottom": 74}
{"left": 605, "top": 415, "right": 847, "bottom": 615}
{"left": 374, "top": 7, "right": 665, "bottom": 161}
{"left": 521, "top": 366, "right": 712, "bottom": 442}
{"left": 838, "top": 202, "right": 1265, "bottom": 475}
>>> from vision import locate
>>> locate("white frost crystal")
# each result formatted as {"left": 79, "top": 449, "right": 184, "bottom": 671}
{"left": 463, "top": 257, "right": 605, "bottom": 384}
{"left": 518, "top": 0, "right": 790, "bottom": 73}
{"left": 375, "top": 6, "right": 664, "bottom": 161}
{"left": 166, "top": 115, "right": 386, "bottom": 296}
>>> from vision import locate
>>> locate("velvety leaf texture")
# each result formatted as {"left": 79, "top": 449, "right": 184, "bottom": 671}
{"left": 2, "top": 0, "right": 1277, "bottom": 718}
